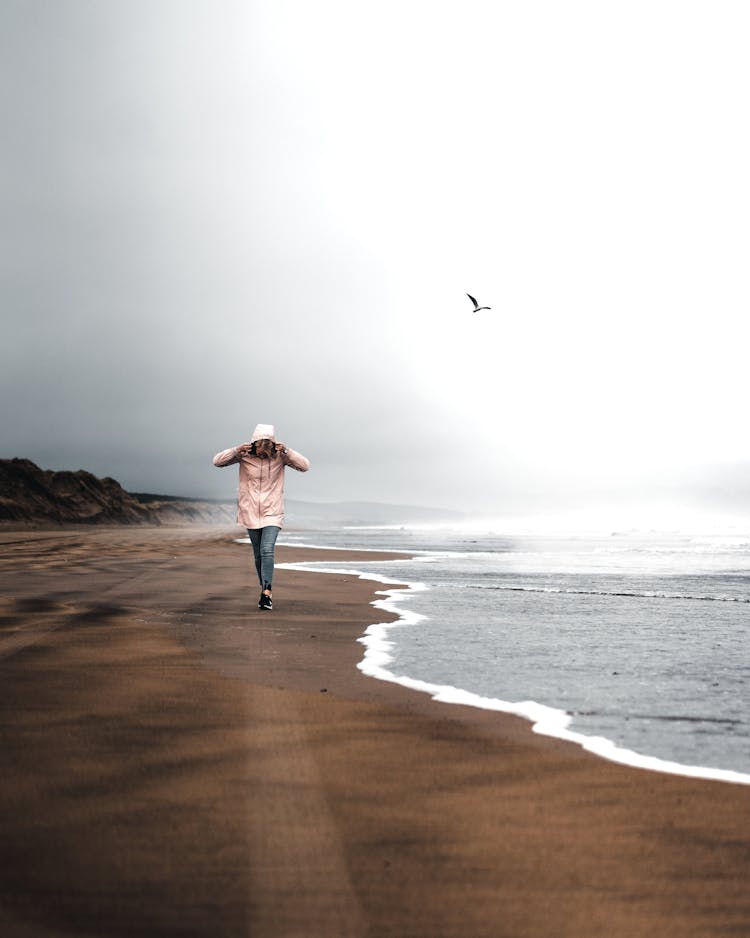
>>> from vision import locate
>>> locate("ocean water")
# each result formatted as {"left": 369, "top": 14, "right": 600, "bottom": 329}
{"left": 275, "top": 525, "right": 750, "bottom": 784}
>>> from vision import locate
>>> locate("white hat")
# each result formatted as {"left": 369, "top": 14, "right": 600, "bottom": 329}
{"left": 250, "top": 423, "right": 276, "bottom": 442}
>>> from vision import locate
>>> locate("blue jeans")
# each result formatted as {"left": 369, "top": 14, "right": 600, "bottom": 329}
{"left": 247, "top": 525, "right": 280, "bottom": 589}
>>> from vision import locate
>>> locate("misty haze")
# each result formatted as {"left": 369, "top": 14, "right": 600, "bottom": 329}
{"left": 2, "top": 2, "right": 749, "bottom": 530}
{"left": 3, "top": 5, "right": 750, "bottom": 938}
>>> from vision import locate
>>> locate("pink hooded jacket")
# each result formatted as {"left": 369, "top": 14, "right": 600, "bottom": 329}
{"left": 213, "top": 424, "right": 310, "bottom": 529}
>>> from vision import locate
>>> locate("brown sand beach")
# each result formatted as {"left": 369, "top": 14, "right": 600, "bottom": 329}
{"left": 0, "top": 526, "right": 748, "bottom": 937}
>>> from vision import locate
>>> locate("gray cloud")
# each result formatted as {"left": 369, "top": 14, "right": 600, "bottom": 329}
{"left": 1, "top": 2, "right": 426, "bottom": 501}
{"left": 3, "top": 2, "right": 750, "bottom": 521}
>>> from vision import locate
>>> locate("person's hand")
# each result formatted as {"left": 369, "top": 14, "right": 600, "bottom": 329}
{"left": 274, "top": 441, "right": 287, "bottom": 454}
{"left": 236, "top": 443, "right": 253, "bottom": 456}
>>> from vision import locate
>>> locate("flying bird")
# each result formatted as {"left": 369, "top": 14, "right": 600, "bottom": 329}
{"left": 467, "top": 293, "right": 491, "bottom": 313}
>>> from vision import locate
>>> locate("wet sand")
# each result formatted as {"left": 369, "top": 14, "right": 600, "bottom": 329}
{"left": 0, "top": 526, "right": 748, "bottom": 937}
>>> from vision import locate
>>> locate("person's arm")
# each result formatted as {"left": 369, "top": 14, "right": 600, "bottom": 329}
{"left": 213, "top": 446, "right": 241, "bottom": 467}
{"left": 276, "top": 443, "right": 310, "bottom": 472}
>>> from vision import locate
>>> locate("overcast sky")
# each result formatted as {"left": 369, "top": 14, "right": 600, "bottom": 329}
{"left": 2, "top": 1, "right": 749, "bottom": 519}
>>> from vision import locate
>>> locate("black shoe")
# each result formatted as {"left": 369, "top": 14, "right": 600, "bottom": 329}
{"left": 260, "top": 588, "right": 273, "bottom": 611}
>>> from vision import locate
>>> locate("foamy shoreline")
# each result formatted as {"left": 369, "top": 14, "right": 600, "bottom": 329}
{"left": 276, "top": 543, "right": 750, "bottom": 788}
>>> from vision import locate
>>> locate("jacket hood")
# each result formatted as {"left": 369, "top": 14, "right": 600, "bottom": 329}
{"left": 250, "top": 423, "right": 276, "bottom": 443}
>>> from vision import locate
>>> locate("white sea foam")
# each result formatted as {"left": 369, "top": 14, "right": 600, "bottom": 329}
{"left": 470, "top": 583, "right": 750, "bottom": 603}
{"left": 276, "top": 557, "right": 750, "bottom": 787}
{"left": 237, "top": 536, "right": 412, "bottom": 553}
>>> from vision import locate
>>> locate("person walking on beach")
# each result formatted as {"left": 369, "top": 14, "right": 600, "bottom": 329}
{"left": 213, "top": 424, "right": 310, "bottom": 610}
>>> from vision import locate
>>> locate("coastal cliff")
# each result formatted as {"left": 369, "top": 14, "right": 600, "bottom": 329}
{"left": 0, "top": 458, "right": 233, "bottom": 526}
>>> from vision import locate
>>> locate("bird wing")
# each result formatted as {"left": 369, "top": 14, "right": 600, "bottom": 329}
{"left": 466, "top": 293, "right": 478, "bottom": 308}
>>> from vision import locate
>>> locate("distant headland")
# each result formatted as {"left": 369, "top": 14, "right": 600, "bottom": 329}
{"left": 0, "top": 458, "right": 234, "bottom": 526}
